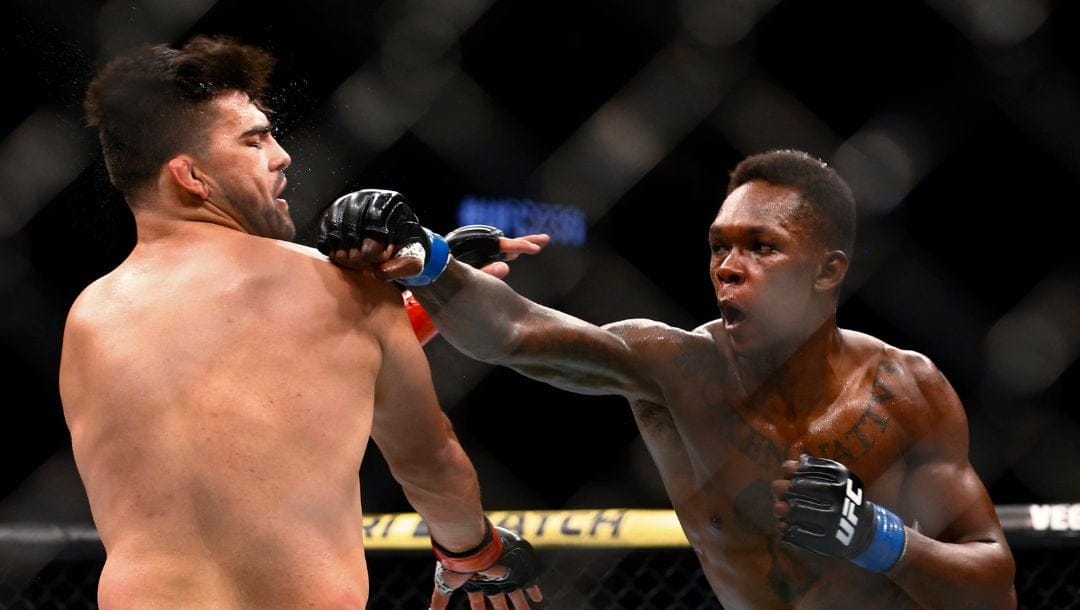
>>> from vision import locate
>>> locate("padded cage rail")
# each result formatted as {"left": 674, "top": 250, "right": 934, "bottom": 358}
{"left": 0, "top": 505, "right": 1077, "bottom": 609}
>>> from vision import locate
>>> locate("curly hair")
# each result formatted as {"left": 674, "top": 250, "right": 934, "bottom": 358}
{"left": 84, "top": 35, "right": 276, "bottom": 197}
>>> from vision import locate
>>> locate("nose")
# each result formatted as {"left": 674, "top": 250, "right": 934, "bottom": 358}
{"left": 715, "top": 251, "right": 744, "bottom": 285}
{"left": 270, "top": 135, "right": 291, "bottom": 172}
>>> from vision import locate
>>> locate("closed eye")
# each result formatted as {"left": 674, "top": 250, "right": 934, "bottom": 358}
{"left": 241, "top": 125, "right": 273, "bottom": 148}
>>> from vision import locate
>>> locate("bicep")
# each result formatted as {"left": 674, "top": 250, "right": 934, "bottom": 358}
{"left": 502, "top": 314, "right": 663, "bottom": 402}
{"left": 900, "top": 364, "right": 1005, "bottom": 545}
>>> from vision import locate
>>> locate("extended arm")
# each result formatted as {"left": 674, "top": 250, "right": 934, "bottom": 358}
{"left": 318, "top": 188, "right": 662, "bottom": 402}
{"left": 415, "top": 259, "right": 660, "bottom": 399}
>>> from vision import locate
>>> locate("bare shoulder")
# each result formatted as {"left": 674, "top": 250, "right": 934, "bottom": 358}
{"left": 846, "top": 330, "right": 949, "bottom": 387}
{"left": 63, "top": 267, "right": 126, "bottom": 331}
{"left": 58, "top": 269, "right": 129, "bottom": 400}
{"left": 263, "top": 239, "right": 401, "bottom": 305}
{"left": 842, "top": 329, "right": 964, "bottom": 427}
{"left": 269, "top": 239, "right": 329, "bottom": 261}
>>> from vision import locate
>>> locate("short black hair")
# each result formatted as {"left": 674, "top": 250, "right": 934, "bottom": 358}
{"left": 727, "top": 149, "right": 856, "bottom": 255}
{"left": 84, "top": 35, "right": 276, "bottom": 197}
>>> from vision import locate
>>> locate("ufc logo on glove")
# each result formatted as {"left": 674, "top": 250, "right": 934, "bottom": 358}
{"left": 835, "top": 478, "right": 864, "bottom": 546}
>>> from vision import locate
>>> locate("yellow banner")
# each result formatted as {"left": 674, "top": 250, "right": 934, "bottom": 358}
{"left": 362, "top": 509, "right": 690, "bottom": 549}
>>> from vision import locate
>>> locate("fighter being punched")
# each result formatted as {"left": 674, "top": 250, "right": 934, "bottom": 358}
{"left": 61, "top": 35, "right": 543, "bottom": 610}
{"left": 318, "top": 150, "right": 1016, "bottom": 610}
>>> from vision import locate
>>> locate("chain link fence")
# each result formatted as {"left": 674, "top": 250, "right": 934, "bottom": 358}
{"left": 1, "top": 511, "right": 1077, "bottom": 610}
{"left": 0, "top": 545, "right": 1075, "bottom": 609}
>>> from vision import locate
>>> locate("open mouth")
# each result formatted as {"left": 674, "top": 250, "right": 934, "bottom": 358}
{"left": 719, "top": 302, "right": 746, "bottom": 325}
{"left": 274, "top": 174, "right": 288, "bottom": 202}
{"left": 273, "top": 178, "right": 288, "bottom": 210}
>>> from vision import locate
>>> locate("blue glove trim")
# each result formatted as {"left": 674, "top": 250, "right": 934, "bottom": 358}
{"left": 398, "top": 230, "right": 450, "bottom": 287}
{"left": 851, "top": 503, "right": 906, "bottom": 573}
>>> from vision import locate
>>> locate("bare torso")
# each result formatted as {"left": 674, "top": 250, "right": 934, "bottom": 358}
{"left": 59, "top": 224, "right": 396, "bottom": 608}
{"left": 609, "top": 320, "right": 933, "bottom": 610}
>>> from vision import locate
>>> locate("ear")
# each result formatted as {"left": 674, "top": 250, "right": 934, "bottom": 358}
{"left": 166, "top": 156, "right": 209, "bottom": 201}
{"left": 814, "top": 250, "right": 849, "bottom": 292}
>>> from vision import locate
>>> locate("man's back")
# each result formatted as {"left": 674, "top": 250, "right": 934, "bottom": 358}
{"left": 59, "top": 222, "right": 396, "bottom": 608}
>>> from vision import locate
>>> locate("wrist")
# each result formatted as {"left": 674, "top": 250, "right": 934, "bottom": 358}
{"left": 432, "top": 517, "right": 503, "bottom": 573}
{"left": 398, "top": 229, "right": 450, "bottom": 287}
{"left": 850, "top": 503, "right": 907, "bottom": 573}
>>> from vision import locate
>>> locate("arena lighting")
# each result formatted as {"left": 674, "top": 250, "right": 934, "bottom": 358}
{"left": 456, "top": 196, "right": 587, "bottom": 246}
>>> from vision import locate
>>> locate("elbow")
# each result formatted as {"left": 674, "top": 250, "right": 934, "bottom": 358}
{"left": 1000, "top": 589, "right": 1018, "bottom": 610}
{"left": 996, "top": 554, "right": 1018, "bottom": 610}
{"left": 982, "top": 587, "right": 1017, "bottom": 610}
{"left": 979, "top": 543, "right": 1018, "bottom": 610}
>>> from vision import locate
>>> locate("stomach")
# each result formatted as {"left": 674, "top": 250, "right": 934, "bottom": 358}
{"left": 673, "top": 489, "right": 912, "bottom": 610}
{"left": 690, "top": 533, "right": 913, "bottom": 610}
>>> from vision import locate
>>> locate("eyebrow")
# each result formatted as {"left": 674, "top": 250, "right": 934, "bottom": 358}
{"left": 709, "top": 225, "right": 776, "bottom": 238}
{"left": 239, "top": 124, "right": 273, "bottom": 139}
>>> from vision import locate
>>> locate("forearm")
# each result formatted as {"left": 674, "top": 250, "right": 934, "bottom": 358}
{"left": 412, "top": 259, "right": 528, "bottom": 363}
{"left": 393, "top": 439, "right": 488, "bottom": 552}
{"left": 889, "top": 529, "right": 1016, "bottom": 610}
{"left": 414, "top": 259, "right": 648, "bottom": 397}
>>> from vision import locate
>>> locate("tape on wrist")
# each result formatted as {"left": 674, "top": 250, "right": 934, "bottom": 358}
{"left": 398, "top": 229, "right": 450, "bottom": 287}
{"left": 432, "top": 517, "right": 504, "bottom": 573}
{"left": 850, "top": 503, "right": 907, "bottom": 573}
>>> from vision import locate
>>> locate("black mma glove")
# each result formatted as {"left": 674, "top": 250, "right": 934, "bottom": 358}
{"left": 779, "top": 454, "right": 907, "bottom": 573}
{"left": 432, "top": 519, "right": 541, "bottom": 597}
{"left": 316, "top": 189, "right": 450, "bottom": 287}
{"left": 445, "top": 224, "right": 507, "bottom": 269}
{"left": 460, "top": 527, "right": 540, "bottom": 596}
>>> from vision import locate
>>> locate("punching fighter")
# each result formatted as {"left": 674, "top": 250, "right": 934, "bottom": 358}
{"left": 317, "top": 150, "right": 1017, "bottom": 609}
{"left": 59, "top": 35, "right": 542, "bottom": 610}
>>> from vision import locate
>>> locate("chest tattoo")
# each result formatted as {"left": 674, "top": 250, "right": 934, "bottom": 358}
{"left": 815, "top": 360, "right": 895, "bottom": 463}
{"left": 703, "top": 387, "right": 790, "bottom": 470}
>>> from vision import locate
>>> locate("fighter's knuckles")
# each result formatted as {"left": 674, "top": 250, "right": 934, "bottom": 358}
{"left": 773, "top": 499, "right": 790, "bottom": 518}
{"left": 770, "top": 479, "right": 790, "bottom": 498}
{"left": 359, "top": 237, "right": 389, "bottom": 261}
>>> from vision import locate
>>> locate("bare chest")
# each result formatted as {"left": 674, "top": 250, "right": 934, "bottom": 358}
{"left": 651, "top": 357, "right": 911, "bottom": 541}
{"left": 679, "top": 362, "right": 904, "bottom": 469}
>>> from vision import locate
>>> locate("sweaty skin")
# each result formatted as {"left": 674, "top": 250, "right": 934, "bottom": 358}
{"left": 59, "top": 92, "right": 488, "bottom": 609}
{"left": 397, "top": 181, "right": 1016, "bottom": 610}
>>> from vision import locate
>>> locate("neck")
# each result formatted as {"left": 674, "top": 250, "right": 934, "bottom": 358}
{"left": 731, "top": 318, "right": 844, "bottom": 414}
{"left": 130, "top": 190, "right": 247, "bottom": 243}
